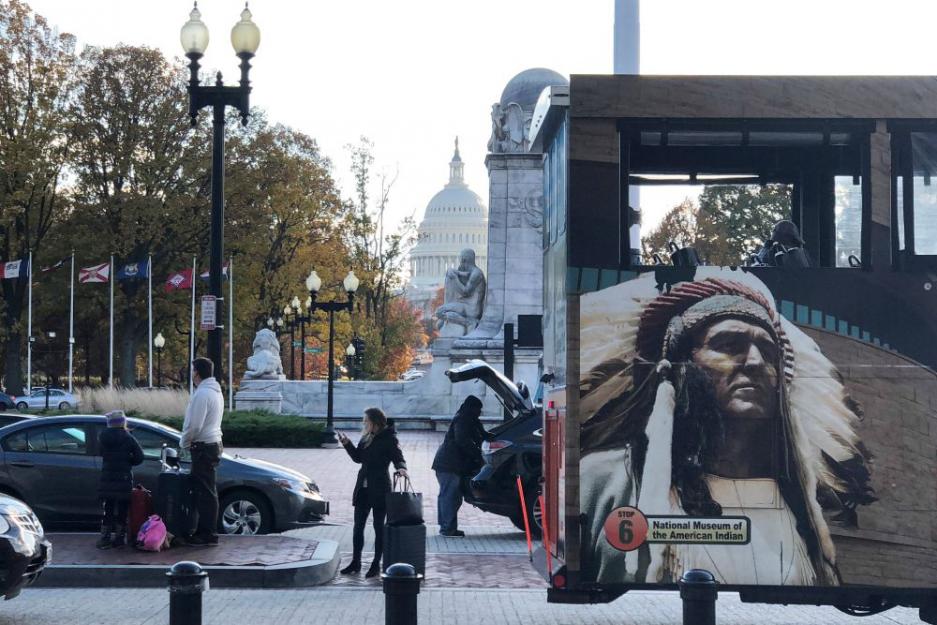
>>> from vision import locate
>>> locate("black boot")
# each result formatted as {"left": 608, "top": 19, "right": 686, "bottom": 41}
{"left": 111, "top": 525, "right": 126, "bottom": 548}
{"left": 96, "top": 526, "right": 113, "bottom": 550}
{"left": 340, "top": 560, "right": 361, "bottom": 575}
{"left": 365, "top": 561, "right": 382, "bottom": 578}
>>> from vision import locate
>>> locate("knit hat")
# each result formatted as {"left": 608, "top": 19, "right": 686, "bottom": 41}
{"left": 105, "top": 410, "right": 127, "bottom": 429}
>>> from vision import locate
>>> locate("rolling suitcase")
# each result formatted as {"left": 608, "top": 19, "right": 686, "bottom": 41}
{"left": 155, "top": 470, "right": 195, "bottom": 539}
{"left": 383, "top": 523, "right": 426, "bottom": 575}
{"left": 128, "top": 485, "right": 153, "bottom": 539}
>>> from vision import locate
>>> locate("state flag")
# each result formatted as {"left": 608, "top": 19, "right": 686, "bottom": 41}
{"left": 0, "top": 259, "right": 27, "bottom": 280}
{"left": 41, "top": 257, "right": 68, "bottom": 273}
{"left": 117, "top": 258, "right": 151, "bottom": 281}
{"left": 199, "top": 263, "right": 229, "bottom": 281}
{"left": 165, "top": 268, "right": 194, "bottom": 292}
{"left": 79, "top": 262, "right": 110, "bottom": 283}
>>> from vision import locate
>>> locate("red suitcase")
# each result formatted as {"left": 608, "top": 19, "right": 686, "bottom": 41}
{"left": 128, "top": 485, "right": 153, "bottom": 539}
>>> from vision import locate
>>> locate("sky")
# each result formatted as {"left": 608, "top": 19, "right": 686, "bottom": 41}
{"left": 25, "top": 0, "right": 937, "bottom": 235}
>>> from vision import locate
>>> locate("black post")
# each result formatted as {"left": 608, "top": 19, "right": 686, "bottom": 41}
{"left": 503, "top": 323, "right": 514, "bottom": 421}
{"left": 208, "top": 101, "right": 225, "bottom": 383}
{"left": 678, "top": 569, "right": 717, "bottom": 625}
{"left": 324, "top": 308, "right": 337, "bottom": 446}
{"left": 44, "top": 385, "right": 50, "bottom": 411}
{"left": 300, "top": 316, "right": 306, "bottom": 381}
{"left": 167, "top": 561, "right": 208, "bottom": 625}
{"left": 382, "top": 562, "right": 422, "bottom": 625}
{"left": 288, "top": 319, "right": 296, "bottom": 380}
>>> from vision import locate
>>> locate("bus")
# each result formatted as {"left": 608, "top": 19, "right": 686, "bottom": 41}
{"left": 529, "top": 74, "right": 937, "bottom": 622}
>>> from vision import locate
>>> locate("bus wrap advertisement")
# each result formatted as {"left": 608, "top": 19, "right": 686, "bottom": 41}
{"left": 578, "top": 267, "right": 937, "bottom": 589}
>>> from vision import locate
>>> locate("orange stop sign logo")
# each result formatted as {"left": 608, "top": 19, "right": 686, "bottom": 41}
{"left": 603, "top": 506, "right": 648, "bottom": 552}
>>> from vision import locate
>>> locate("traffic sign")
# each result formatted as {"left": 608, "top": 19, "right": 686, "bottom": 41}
{"left": 199, "top": 296, "right": 217, "bottom": 331}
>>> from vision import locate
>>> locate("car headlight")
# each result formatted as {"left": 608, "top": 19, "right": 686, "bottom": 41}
{"left": 0, "top": 516, "right": 10, "bottom": 535}
{"left": 273, "top": 478, "right": 308, "bottom": 493}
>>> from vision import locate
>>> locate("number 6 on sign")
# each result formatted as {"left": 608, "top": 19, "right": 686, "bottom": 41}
{"left": 603, "top": 506, "right": 648, "bottom": 552}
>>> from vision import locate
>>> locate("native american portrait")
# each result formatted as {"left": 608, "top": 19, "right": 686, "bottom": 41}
{"left": 578, "top": 268, "right": 876, "bottom": 587}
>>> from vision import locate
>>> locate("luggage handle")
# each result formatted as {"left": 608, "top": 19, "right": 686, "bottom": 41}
{"left": 392, "top": 474, "right": 414, "bottom": 493}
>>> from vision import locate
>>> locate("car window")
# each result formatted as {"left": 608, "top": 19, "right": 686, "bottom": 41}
{"left": 51, "top": 390, "right": 65, "bottom": 397}
{"left": 2, "top": 425, "right": 87, "bottom": 455}
{"left": 130, "top": 427, "right": 176, "bottom": 460}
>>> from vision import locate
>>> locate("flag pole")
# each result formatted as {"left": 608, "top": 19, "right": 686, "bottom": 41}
{"left": 189, "top": 256, "right": 196, "bottom": 395}
{"left": 148, "top": 254, "right": 153, "bottom": 388}
{"left": 68, "top": 252, "right": 75, "bottom": 394}
{"left": 108, "top": 255, "right": 114, "bottom": 388}
{"left": 228, "top": 255, "right": 234, "bottom": 409}
{"left": 26, "top": 251, "right": 32, "bottom": 395}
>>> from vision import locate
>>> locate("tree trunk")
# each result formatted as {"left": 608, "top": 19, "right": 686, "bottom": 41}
{"left": 3, "top": 333, "right": 24, "bottom": 396}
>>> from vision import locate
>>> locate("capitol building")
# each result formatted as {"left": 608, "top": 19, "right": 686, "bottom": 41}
{"left": 407, "top": 138, "right": 488, "bottom": 315}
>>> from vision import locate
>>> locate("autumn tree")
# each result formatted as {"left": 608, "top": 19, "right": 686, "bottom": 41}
{"left": 0, "top": 0, "right": 78, "bottom": 393}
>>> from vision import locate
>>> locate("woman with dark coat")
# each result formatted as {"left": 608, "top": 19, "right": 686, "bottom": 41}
{"left": 96, "top": 411, "right": 144, "bottom": 549}
{"left": 431, "top": 395, "right": 492, "bottom": 537}
{"left": 338, "top": 407, "right": 408, "bottom": 577}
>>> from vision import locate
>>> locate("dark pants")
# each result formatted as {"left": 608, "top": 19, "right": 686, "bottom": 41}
{"left": 352, "top": 488, "right": 386, "bottom": 567}
{"left": 435, "top": 471, "right": 463, "bottom": 533}
{"left": 190, "top": 442, "right": 222, "bottom": 537}
{"left": 101, "top": 498, "right": 129, "bottom": 530}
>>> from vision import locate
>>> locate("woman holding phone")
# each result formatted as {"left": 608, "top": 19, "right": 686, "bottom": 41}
{"left": 339, "top": 407, "right": 409, "bottom": 577}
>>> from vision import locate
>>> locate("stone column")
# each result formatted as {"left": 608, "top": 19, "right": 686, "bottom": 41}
{"left": 459, "top": 152, "right": 544, "bottom": 346}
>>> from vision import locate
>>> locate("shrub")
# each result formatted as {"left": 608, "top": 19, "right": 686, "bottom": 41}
{"left": 147, "top": 410, "right": 324, "bottom": 448}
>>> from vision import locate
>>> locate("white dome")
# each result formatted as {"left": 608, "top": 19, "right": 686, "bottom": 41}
{"left": 407, "top": 138, "right": 488, "bottom": 294}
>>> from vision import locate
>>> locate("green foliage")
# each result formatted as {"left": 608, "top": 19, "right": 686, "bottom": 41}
{"left": 642, "top": 185, "right": 791, "bottom": 266}
{"left": 147, "top": 410, "right": 324, "bottom": 448}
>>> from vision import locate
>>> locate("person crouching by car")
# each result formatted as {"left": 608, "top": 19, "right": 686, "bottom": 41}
{"left": 338, "top": 408, "right": 408, "bottom": 578}
{"left": 431, "top": 395, "right": 493, "bottom": 537}
{"left": 97, "top": 410, "right": 143, "bottom": 549}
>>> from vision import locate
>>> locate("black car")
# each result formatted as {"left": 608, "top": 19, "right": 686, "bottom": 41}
{"left": 0, "top": 414, "right": 33, "bottom": 429}
{"left": 0, "top": 494, "right": 50, "bottom": 600}
{"left": 445, "top": 360, "right": 543, "bottom": 536}
{"left": 0, "top": 415, "right": 329, "bottom": 535}
{"left": 0, "top": 394, "right": 15, "bottom": 411}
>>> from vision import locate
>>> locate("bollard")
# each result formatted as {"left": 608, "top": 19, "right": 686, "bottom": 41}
{"left": 382, "top": 562, "right": 423, "bottom": 625}
{"left": 167, "top": 561, "right": 209, "bottom": 625}
{"left": 678, "top": 569, "right": 717, "bottom": 625}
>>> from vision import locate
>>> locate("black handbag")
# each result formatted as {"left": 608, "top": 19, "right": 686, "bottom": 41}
{"left": 386, "top": 475, "right": 423, "bottom": 526}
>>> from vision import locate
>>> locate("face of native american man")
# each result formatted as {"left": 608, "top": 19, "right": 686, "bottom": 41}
{"left": 691, "top": 318, "right": 780, "bottom": 421}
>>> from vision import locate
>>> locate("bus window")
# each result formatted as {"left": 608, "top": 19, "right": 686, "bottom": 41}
{"left": 911, "top": 132, "right": 937, "bottom": 255}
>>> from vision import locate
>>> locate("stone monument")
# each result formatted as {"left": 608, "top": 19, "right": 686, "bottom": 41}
{"left": 235, "top": 328, "right": 285, "bottom": 413}
{"left": 434, "top": 248, "right": 486, "bottom": 337}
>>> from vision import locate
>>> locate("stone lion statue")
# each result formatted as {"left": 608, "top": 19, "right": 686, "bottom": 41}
{"left": 243, "top": 328, "right": 285, "bottom": 380}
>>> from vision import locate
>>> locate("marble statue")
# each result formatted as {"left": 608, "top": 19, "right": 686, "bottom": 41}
{"left": 487, "top": 102, "right": 529, "bottom": 154}
{"left": 435, "top": 248, "right": 487, "bottom": 336}
{"left": 243, "top": 328, "right": 286, "bottom": 380}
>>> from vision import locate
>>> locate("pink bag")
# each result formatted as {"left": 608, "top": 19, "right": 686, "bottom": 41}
{"left": 136, "top": 515, "right": 169, "bottom": 552}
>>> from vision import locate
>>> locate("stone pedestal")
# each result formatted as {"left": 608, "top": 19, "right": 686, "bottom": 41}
{"left": 234, "top": 380, "right": 284, "bottom": 413}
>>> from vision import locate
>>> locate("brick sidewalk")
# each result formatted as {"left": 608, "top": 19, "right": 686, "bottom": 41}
{"left": 0, "top": 587, "right": 924, "bottom": 625}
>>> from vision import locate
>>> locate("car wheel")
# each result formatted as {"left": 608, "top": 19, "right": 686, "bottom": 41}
{"left": 15, "top": 402, "right": 27, "bottom": 412}
{"left": 57, "top": 402, "right": 69, "bottom": 410}
{"left": 219, "top": 490, "right": 273, "bottom": 535}
{"left": 510, "top": 488, "right": 543, "bottom": 538}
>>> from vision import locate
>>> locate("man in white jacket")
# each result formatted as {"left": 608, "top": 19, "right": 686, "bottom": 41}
{"left": 181, "top": 357, "right": 224, "bottom": 545}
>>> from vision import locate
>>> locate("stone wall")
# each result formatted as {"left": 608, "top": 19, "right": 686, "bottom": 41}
{"left": 804, "top": 327, "right": 937, "bottom": 587}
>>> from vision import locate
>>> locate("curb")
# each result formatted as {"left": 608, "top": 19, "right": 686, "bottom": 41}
{"left": 35, "top": 539, "right": 340, "bottom": 589}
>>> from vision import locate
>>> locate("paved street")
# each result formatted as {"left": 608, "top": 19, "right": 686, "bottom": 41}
{"left": 0, "top": 588, "right": 923, "bottom": 625}
{"left": 15, "top": 431, "right": 928, "bottom": 623}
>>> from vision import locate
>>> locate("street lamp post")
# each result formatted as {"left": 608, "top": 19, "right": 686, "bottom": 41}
{"left": 306, "top": 270, "right": 359, "bottom": 448}
{"left": 180, "top": 2, "right": 260, "bottom": 381}
{"left": 289, "top": 295, "right": 312, "bottom": 381}
{"left": 154, "top": 332, "right": 166, "bottom": 388}
{"left": 345, "top": 343, "right": 356, "bottom": 380}
{"left": 283, "top": 305, "right": 295, "bottom": 380}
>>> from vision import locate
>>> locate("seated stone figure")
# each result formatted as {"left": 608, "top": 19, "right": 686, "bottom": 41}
{"left": 243, "top": 328, "right": 286, "bottom": 380}
{"left": 435, "top": 249, "right": 486, "bottom": 337}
